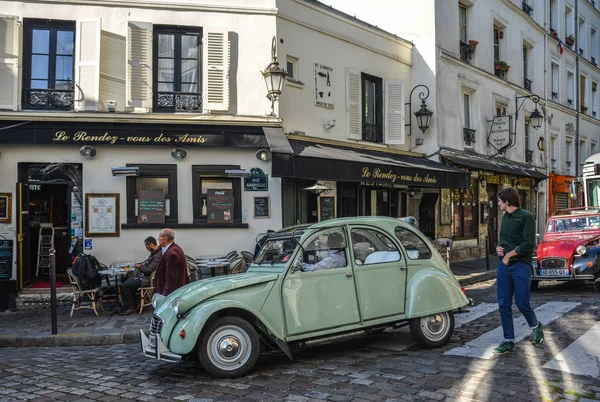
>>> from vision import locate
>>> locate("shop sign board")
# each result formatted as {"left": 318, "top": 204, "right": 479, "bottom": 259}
{"left": 488, "top": 115, "right": 511, "bottom": 152}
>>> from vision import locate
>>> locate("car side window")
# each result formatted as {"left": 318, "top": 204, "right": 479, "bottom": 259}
{"left": 351, "top": 228, "right": 400, "bottom": 265}
{"left": 302, "top": 230, "right": 347, "bottom": 270}
{"left": 394, "top": 227, "right": 432, "bottom": 260}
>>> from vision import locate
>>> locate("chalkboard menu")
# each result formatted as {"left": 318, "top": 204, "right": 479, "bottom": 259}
{"left": 138, "top": 190, "right": 165, "bottom": 224}
{"left": 319, "top": 196, "right": 335, "bottom": 221}
{"left": 0, "top": 240, "right": 13, "bottom": 280}
{"left": 207, "top": 189, "right": 234, "bottom": 223}
{"left": 254, "top": 196, "right": 270, "bottom": 218}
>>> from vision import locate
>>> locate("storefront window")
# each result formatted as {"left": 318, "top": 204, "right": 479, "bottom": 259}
{"left": 192, "top": 165, "right": 241, "bottom": 223}
{"left": 126, "top": 164, "right": 178, "bottom": 224}
{"left": 451, "top": 179, "right": 478, "bottom": 239}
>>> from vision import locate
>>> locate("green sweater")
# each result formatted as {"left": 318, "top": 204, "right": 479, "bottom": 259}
{"left": 499, "top": 207, "right": 536, "bottom": 265}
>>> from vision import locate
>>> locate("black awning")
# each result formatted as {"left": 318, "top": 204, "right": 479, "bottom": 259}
{"left": 272, "top": 140, "right": 470, "bottom": 188}
{"left": 441, "top": 152, "right": 547, "bottom": 180}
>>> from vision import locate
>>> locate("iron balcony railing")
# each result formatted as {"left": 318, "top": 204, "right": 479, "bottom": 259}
{"left": 522, "top": 2, "right": 533, "bottom": 16}
{"left": 155, "top": 92, "right": 202, "bottom": 112}
{"left": 459, "top": 41, "right": 471, "bottom": 62}
{"left": 362, "top": 123, "right": 384, "bottom": 143}
{"left": 526, "top": 149, "right": 533, "bottom": 163}
{"left": 524, "top": 77, "right": 532, "bottom": 91}
{"left": 463, "top": 127, "right": 476, "bottom": 144}
{"left": 24, "top": 88, "right": 74, "bottom": 110}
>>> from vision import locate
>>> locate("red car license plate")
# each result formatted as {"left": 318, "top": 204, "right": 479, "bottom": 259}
{"left": 540, "top": 269, "right": 569, "bottom": 276}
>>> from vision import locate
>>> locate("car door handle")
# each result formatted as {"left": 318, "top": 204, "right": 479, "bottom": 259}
{"left": 345, "top": 272, "right": 353, "bottom": 278}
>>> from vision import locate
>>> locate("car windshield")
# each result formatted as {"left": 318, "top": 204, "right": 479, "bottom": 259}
{"left": 254, "top": 236, "right": 298, "bottom": 265}
{"left": 547, "top": 216, "right": 600, "bottom": 233}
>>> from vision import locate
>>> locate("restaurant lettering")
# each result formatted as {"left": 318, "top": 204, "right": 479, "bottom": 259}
{"left": 52, "top": 131, "right": 207, "bottom": 145}
{"left": 361, "top": 167, "right": 438, "bottom": 184}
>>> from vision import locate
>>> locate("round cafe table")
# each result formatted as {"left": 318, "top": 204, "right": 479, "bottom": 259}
{"left": 196, "top": 258, "right": 231, "bottom": 278}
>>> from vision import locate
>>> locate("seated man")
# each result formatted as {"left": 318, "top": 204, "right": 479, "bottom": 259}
{"left": 302, "top": 232, "right": 347, "bottom": 272}
{"left": 119, "top": 236, "right": 162, "bottom": 315}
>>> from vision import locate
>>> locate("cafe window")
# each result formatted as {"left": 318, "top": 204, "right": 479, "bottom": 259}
{"left": 192, "top": 165, "right": 242, "bottom": 223}
{"left": 451, "top": 179, "right": 478, "bottom": 239}
{"left": 126, "top": 164, "right": 178, "bottom": 224}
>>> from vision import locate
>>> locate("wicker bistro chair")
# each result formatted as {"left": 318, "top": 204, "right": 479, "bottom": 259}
{"left": 66, "top": 268, "right": 103, "bottom": 318}
{"left": 228, "top": 256, "right": 245, "bottom": 275}
{"left": 241, "top": 250, "right": 254, "bottom": 266}
{"left": 186, "top": 254, "right": 200, "bottom": 282}
{"left": 138, "top": 270, "right": 157, "bottom": 314}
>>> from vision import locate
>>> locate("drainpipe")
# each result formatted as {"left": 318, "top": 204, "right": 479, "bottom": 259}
{"left": 575, "top": 0, "right": 580, "bottom": 178}
{"left": 543, "top": 0, "right": 549, "bottom": 236}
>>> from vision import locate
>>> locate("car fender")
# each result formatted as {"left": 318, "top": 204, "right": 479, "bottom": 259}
{"left": 573, "top": 246, "right": 600, "bottom": 276}
{"left": 167, "top": 299, "right": 286, "bottom": 356}
{"left": 405, "top": 268, "right": 469, "bottom": 319}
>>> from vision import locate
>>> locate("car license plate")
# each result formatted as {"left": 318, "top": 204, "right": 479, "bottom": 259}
{"left": 540, "top": 269, "right": 569, "bottom": 276}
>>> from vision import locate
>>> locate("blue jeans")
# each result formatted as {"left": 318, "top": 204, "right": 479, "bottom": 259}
{"left": 497, "top": 261, "right": 538, "bottom": 341}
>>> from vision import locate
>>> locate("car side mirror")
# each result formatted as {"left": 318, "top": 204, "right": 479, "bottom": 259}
{"left": 291, "top": 259, "right": 303, "bottom": 273}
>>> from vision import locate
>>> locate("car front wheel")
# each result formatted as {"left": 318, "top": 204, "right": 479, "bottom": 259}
{"left": 409, "top": 311, "right": 454, "bottom": 348}
{"left": 198, "top": 316, "right": 260, "bottom": 379}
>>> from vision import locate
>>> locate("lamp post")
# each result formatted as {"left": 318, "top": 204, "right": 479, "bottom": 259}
{"left": 406, "top": 84, "right": 434, "bottom": 136}
{"left": 515, "top": 94, "right": 544, "bottom": 130}
{"left": 262, "top": 36, "right": 287, "bottom": 116}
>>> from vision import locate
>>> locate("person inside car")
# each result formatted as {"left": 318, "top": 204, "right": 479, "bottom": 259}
{"left": 302, "top": 232, "right": 347, "bottom": 271}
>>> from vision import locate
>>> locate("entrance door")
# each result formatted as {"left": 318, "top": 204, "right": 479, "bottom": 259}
{"left": 16, "top": 183, "right": 31, "bottom": 289}
{"left": 487, "top": 184, "right": 498, "bottom": 254}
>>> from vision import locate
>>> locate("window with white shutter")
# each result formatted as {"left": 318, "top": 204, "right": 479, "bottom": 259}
{"left": 346, "top": 68, "right": 361, "bottom": 140}
{"left": 0, "top": 15, "right": 20, "bottom": 111}
{"left": 75, "top": 18, "right": 100, "bottom": 111}
{"left": 202, "top": 27, "right": 229, "bottom": 112}
{"left": 384, "top": 79, "right": 405, "bottom": 145}
{"left": 127, "top": 21, "right": 153, "bottom": 109}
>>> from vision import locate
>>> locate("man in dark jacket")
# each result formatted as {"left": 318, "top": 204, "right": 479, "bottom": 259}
{"left": 119, "top": 236, "right": 161, "bottom": 315}
{"left": 155, "top": 229, "right": 189, "bottom": 296}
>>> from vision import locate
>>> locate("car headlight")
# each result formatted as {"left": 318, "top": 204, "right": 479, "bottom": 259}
{"left": 171, "top": 297, "right": 190, "bottom": 316}
{"left": 152, "top": 294, "right": 165, "bottom": 309}
{"left": 576, "top": 245, "right": 587, "bottom": 255}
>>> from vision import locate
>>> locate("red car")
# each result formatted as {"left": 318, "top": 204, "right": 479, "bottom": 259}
{"left": 533, "top": 207, "right": 600, "bottom": 291}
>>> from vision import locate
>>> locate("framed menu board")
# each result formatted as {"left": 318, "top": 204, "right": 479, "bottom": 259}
{"left": 207, "top": 189, "right": 234, "bottom": 223}
{"left": 85, "top": 193, "right": 120, "bottom": 237}
{"left": 319, "top": 196, "right": 335, "bottom": 221}
{"left": 138, "top": 190, "right": 165, "bottom": 224}
{"left": 0, "top": 193, "right": 11, "bottom": 224}
{"left": 253, "top": 196, "right": 270, "bottom": 218}
{"left": 0, "top": 240, "right": 13, "bottom": 280}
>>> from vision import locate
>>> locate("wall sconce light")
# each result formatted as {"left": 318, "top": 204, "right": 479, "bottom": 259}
{"left": 302, "top": 182, "right": 331, "bottom": 195}
{"left": 79, "top": 145, "right": 97, "bottom": 159}
{"left": 479, "top": 176, "right": 487, "bottom": 188}
{"left": 408, "top": 191, "right": 416, "bottom": 198}
{"left": 324, "top": 119, "right": 337, "bottom": 130}
{"left": 171, "top": 148, "right": 187, "bottom": 160}
{"left": 262, "top": 36, "right": 287, "bottom": 116}
{"left": 533, "top": 182, "right": 540, "bottom": 192}
{"left": 106, "top": 100, "right": 117, "bottom": 112}
{"left": 111, "top": 166, "right": 139, "bottom": 176}
{"left": 406, "top": 84, "right": 434, "bottom": 136}
{"left": 255, "top": 149, "right": 272, "bottom": 161}
{"left": 515, "top": 180, "right": 522, "bottom": 190}
{"left": 225, "top": 169, "right": 252, "bottom": 178}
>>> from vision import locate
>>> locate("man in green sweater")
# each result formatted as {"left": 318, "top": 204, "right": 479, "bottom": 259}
{"left": 493, "top": 187, "right": 544, "bottom": 355}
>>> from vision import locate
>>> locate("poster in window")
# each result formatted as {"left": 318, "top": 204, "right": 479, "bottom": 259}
{"left": 440, "top": 188, "right": 452, "bottom": 225}
{"left": 253, "top": 196, "right": 270, "bottom": 218}
{"left": 137, "top": 189, "right": 165, "bottom": 224}
{"left": 85, "top": 193, "right": 120, "bottom": 237}
{"left": 319, "top": 196, "right": 335, "bottom": 221}
{"left": 207, "top": 189, "right": 234, "bottom": 224}
{"left": 0, "top": 193, "right": 11, "bottom": 224}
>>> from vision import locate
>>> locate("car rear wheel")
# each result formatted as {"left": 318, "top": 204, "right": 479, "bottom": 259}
{"left": 198, "top": 316, "right": 260, "bottom": 379}
{"left": 530, "top": 280, "right": 539, "bottom": 291}
{"left": 409, "top": 311, "right": 454, "bottom": 348}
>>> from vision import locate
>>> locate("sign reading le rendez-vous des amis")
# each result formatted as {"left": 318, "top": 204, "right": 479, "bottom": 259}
{"left": 487, "top": 115, "right": 511, "bottom": 151}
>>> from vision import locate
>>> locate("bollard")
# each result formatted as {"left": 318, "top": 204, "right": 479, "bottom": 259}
{"left": 485, "top": 235, "right": 490, "bottom": 271}
{"left": 49, "top": 248, "right": 57, "bottom": 335}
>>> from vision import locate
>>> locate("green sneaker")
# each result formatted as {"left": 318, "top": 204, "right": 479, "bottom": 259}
{"left": 493, "top": 341, "right": 515, "bottom": 355}
{"left": 531, "top": 322, "right": 544, "bottom": 346}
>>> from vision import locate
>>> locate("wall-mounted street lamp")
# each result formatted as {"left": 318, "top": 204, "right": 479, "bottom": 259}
{"left": 262, "top": 36, "right": 287, "bottom": 117}
{"left": 516, "top": 94, "right": 544, "bottom": 131}
{"left": 405, "top": 84, "right": 434, "bottom": 136}
{"left": 79, "top": 145, "right": 97, "bottom": 159}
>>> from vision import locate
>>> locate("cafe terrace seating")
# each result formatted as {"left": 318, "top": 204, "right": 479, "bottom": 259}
{"left": 66, "top": 268, "right": 103, "bottom": 318}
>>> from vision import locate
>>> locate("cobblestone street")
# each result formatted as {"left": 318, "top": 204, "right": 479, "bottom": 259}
{"left": 1, "top": 280, "right": 599, "bottom": 401}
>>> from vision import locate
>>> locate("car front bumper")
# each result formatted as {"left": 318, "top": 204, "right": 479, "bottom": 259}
{"left": 140, "top": 329, "right": 182, "bottom": 363}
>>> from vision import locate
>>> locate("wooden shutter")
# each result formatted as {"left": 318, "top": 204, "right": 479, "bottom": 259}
{"left": 384, "top": 79, "right": 405, "bottom": 145}
{"left": 127, "top": 21, "right": 152, "bottom": 109}
{"left": 202, "top": 27, "right": 229, "bottom": 112}
{"left": 346, "top": 68, "right": 361, "bottom": 140}
{"left": 75, "top": 18, "right": 101, "bottom": 111}
{"left": 0, "top": 15, "right": 20, "bottom": 110}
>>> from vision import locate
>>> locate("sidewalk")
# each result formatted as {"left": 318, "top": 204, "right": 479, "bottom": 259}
{"left": 0, "top": 258, "right": 498, "bottom": 348}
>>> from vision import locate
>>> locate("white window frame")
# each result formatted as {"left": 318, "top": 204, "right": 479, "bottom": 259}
{"left": 567, "top": 68, "right": 575, "bottom": 108}
{"left": 593, "top": 81, "right": 598, "bottom": 118}
{"left": 286, "top": 55, "right": 299, "bottom": 82}
{"left": 551, "top": 61, "right": 560, "bottom": 102}
{"left": 579, "top": 16, "right": 587, "bottom": 57}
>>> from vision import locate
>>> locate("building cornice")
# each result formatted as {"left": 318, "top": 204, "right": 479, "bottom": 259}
{"left": 286, "top": 134, "right": 424, "bottom": 157}
{"left": 4, "top": 0, "right": 278, "bottom": 15}
{"left": 499, "top": 0, "right": 546, "bottom": 35}
{"left": 0, "top": 111, "right": 283, "bottom": 127}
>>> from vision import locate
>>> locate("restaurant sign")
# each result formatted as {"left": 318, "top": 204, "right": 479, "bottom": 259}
{"left": 487, "top": 115, "right": 512, "bottom": 152}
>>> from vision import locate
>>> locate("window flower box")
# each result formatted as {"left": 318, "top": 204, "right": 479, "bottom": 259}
{"left": 566, "top": 35, "right": 576, "bottom": 47}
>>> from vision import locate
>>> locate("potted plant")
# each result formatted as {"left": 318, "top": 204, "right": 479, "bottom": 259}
{"left": 566, "top": 34, "right": 576, "bottom": 46}
{"left": 551, "top": 30, "right": 559, "bottom": 40}
{"left": 468, "top": 40, "right": 479, "bottom": 53}
{"left": 495, "top": 61, "right": 510, "bottom": 71}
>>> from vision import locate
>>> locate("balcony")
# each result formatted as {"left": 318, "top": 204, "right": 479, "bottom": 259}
{"left": 579, "top": 48, "right": 585, "bottom": 56}
{"left": 362, "top": 123, "right": 384, "bottom": 143}
{"left": 522, "top": 2, "right": 533, "bottom": 16}
{"left": 552, "top": 92, "right": 559, "bottom": 101}
{"left": 524, "top": 77, "right": 532, "bottom": 91}
{"left": 463, "top": 127, "right": 476, "bottom": 144}
{"left": 568, "top": 99, "right": 573, "bottom": 106}
{"left": 459, "top": 41, "right": 471, "bottom": 62}
{"left": 526, "top": 149, "right": 533, "bottom": 164}
{"left": 24, "top": 88, "right": 74, "bottom": 110}
{"left": 155, "top": 92, "right": 202, "bottom": 112}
